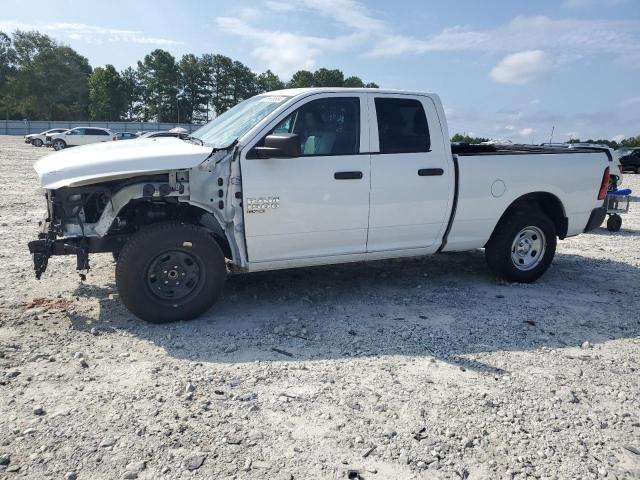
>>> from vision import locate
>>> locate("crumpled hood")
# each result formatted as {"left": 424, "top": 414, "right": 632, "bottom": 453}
{"left": 34, "top": 138, "right": 213, "bottom": 189}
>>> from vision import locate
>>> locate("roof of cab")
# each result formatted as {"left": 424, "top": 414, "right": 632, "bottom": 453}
{"left": 262, "top": 87, "right": 437, "bottom": 97}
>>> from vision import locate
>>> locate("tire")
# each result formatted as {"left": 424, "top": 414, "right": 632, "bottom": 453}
{"left": 485, "top": 210, "right": 557, "bottom": 283}
{"left": 606, "top": 214, "right": 622, "bottom": 232}
{"left": 636, "top": 167, "right": 640, "bottom": 174}
{"left": 32, "top": 138, "right": 43, "bottom": 147}
{"left": 115, "top": 222, "right": 226, "bottom": 322}
{"left": 53, "top": 139, "right": 66, "bottom": 151}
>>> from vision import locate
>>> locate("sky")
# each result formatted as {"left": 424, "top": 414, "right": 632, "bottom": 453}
{"left": 2, "top": 0, "right": 640, "bottom": 142}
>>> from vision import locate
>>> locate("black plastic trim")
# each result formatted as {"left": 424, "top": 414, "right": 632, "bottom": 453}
{"left": 437, "top": 155, "right": 459, "bottom": 253}
{"left": 334, "top": 171, "right": 363, "bottom": 180}
{"left": 418, "top": 168, "right": 444, "bottom": 176}
{"left": 584, "top": 206, "right": 606, "bottom": 232}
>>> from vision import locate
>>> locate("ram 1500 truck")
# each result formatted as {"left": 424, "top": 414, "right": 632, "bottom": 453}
{"left": 28, "top": 88, "right": 612, "bottom": 322}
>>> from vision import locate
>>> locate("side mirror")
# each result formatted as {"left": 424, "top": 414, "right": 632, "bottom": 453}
{"left": 250, "top": 133, "right": 300, "bottom": 159}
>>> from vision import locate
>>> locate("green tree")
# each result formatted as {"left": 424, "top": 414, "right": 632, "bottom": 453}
{"left": 121, "top": 66, "right": 142, "bottom": 120}
{"left": 88, "top": 64, "right": 125, "bottom": 121}
{"left": 178, "top": 54, "right": 207, "bottom": 123}
{"left": 230, "top": 60, "right": 257, "bottom": 104}
{"left": 364, "top": 82, "right": 379, "bottom": 88}
{"left": 137, "top": 49, "right": 178, "bottom": 122}
{"left": 451, "top": 133, "right": 490, "bottom": 144}
{"left": 288, "top": 70, "right": 315, "bottom": 88}
{"left": 343, "top": 76, "right": 365, "bottom": 87}
{"left": 256, "top": 69, "right": 284, "bottom": 93}
{"left": 313, "top": 68, "right": 344, "bottom": 87}
{"left": 620, "top": 135, "right": 640, "bottom": 148}
{"left": 201, "top": 53, "right": 234, "bottom": 117}
{"left": 5, "top": 31, "right": 91, "bottom": 120}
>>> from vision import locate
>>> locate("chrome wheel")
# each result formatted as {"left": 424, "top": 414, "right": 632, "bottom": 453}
{"left": 510, "top": 226, "right": 546, "bottom": 271}
{"left": 53, "top": 140, "right": 65, "bottom": 151}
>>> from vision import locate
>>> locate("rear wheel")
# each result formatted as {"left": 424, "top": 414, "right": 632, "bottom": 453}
{"left": 53, "top": 139, "right": 66, "bottom": 151}
{"left": 32, "top": 138, "right": 43, "bottom": 147}
{"left": 116, "top": 222, "right": 226, "bottom": 322}
{"left": 485, "top": 210, "right": 557, "bottom": 283}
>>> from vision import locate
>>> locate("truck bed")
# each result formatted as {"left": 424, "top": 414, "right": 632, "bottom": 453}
{"left": 451, "top": 143, "right": 612, "bottom": 159}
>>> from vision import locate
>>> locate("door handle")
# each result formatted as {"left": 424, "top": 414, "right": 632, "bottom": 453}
{"left": 334, "top": 171, "right": 363, "bottom": 180}
{"left": 418, "top": 168, "right": 444, "bottom": 176}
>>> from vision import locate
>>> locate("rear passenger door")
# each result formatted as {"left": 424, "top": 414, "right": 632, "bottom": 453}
{"left": 85, "top": 128, "right": 111, "bottom": 144}
{"left": 367, "top": 94, "right": 453, "bottom": 252}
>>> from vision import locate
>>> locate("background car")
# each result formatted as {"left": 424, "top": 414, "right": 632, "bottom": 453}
{"left": 24, "top": 128, "right": 68, "bottom": 147}
{"left": 115, "top": 132, "right": 139, "bottom": 140}
{"left": 47, "top": 127, "right": 116, "bottom": 150}
{"left": 618, "top": 148, "right": 640, "bottom": 173}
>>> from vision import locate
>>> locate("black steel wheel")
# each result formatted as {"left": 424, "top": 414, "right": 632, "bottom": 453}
{"left": 116, "top": 222, "right": 226, "bottom": 322}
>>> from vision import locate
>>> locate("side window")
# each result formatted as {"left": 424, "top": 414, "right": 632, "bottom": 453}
{"left": 69, "top": 128, "right": 84, "bottom": 135}
{"left": 374, "top": 98, "right": 430, "bottom": 154}
{"left": 271, "top": 97, "right": 360, "bottom": 156}
{"left": 87, "top": 129, "right": 109, "bottom": 136}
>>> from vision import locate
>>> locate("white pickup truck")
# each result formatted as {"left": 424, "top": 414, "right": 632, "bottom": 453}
{"left": 29, "top": 88, "right": 612, "bottom": 322}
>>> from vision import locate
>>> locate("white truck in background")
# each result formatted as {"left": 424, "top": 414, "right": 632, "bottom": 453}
{"left": 29, "top": 88, "right": 612, "bottom": 322}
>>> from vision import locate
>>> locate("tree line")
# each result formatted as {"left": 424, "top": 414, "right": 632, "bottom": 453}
{"left": 0, "top": 30, "right": 379, "bottom": 123}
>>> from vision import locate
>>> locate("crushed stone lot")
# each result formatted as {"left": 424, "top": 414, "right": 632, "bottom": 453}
{"left": 0, "top": 135, "right": 639, "bottom": 480}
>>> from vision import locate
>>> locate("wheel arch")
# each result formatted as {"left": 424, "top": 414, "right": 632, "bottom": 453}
{"left": 114, "top": 200, "right": 233, "bottom": 260}
{"left": 487, "top": 192, "right": 568, "bottom": 245}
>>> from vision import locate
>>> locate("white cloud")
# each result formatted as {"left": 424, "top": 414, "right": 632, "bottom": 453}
{"left": 611, "top": 133, "right": 626, "bottom": 142}
{"left": 620, "top": 96, "right": 640, "bottom": 107}
{"left": 0, "top": 20, "right": 181, "bottom": 46}
{"left": 367, "top": 15, "right": 640, "bottom": 61}
{"left": 215, "top": 17, "right": 356, "bottom": 77}
{"left": 519, "top": 127, "right": 535, "bottom": 137}
{"left": 490, "top": 50, "right": 552, "bottom": 85}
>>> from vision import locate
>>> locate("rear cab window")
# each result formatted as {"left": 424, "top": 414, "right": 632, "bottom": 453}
{"left": 374, "top": 97, "right": 430, "bottom": 154}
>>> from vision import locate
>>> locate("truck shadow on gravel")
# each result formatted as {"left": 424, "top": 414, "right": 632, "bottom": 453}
{"left": 68, "top": 250, "right": 640, "bottom": 374}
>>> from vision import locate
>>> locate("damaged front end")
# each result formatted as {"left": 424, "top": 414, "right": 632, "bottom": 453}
{"left": 28, "top": 186, "right": 126, "bottom": 279}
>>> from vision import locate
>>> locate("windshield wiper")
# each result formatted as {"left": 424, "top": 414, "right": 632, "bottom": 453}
{"left": 184, "top": 135, "right": 204, "bottom": 146}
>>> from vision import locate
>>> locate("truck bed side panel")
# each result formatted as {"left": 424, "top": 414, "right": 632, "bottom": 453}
{"left": 443, "top": 151, "right": 608, "bottom": 252}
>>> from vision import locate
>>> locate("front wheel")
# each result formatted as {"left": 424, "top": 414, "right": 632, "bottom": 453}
{"left": 32, "top": 138, "right": 43, "bottom": 147}
{"left": 485, "top": 210, "right": 557, "bottom": 283}
{"left": 115, "top": 222, "right": 227, "bottom": 322}
{"left": 53, "top": 139, "right": 66, "bottom": 151}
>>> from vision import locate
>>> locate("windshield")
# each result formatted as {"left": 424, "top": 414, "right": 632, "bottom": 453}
{"left": 192, "top": 95, "right": 290, "bottom": 148}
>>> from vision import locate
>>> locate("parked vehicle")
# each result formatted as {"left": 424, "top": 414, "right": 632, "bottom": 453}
{"left": 25, "top": 128, "right": 68, "bottom": 147}
{"left": 115, "top": 132, "right": 139, "bottom": 141}
{"left": 47, "top": 127, "right": 116, "bottom": 151}
{"left": 29, "top": 88, "right": 613, "bottom": 322}
{"left": 137, "top": 131, "right": 191, "bottom": 140}
{"left": 618, "top": 148, "right": 640, "bottom": 173}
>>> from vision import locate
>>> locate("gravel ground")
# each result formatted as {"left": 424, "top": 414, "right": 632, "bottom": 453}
{"left": 0, "top": 135, "right": 639, "bottom": 480}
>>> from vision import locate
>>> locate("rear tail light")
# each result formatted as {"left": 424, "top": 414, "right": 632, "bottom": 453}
{"left": 598, "top": 166, "right": 610, "bottom": 200}
{"left": 112, "top": 136, "right": 117, "bottom": 141}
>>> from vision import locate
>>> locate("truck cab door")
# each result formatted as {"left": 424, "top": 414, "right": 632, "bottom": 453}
{"left": 366, "top": 94, "right": 453, "bottom": 252}
{"left": 240, "top": 93, "right": 371, "bottom": 263}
